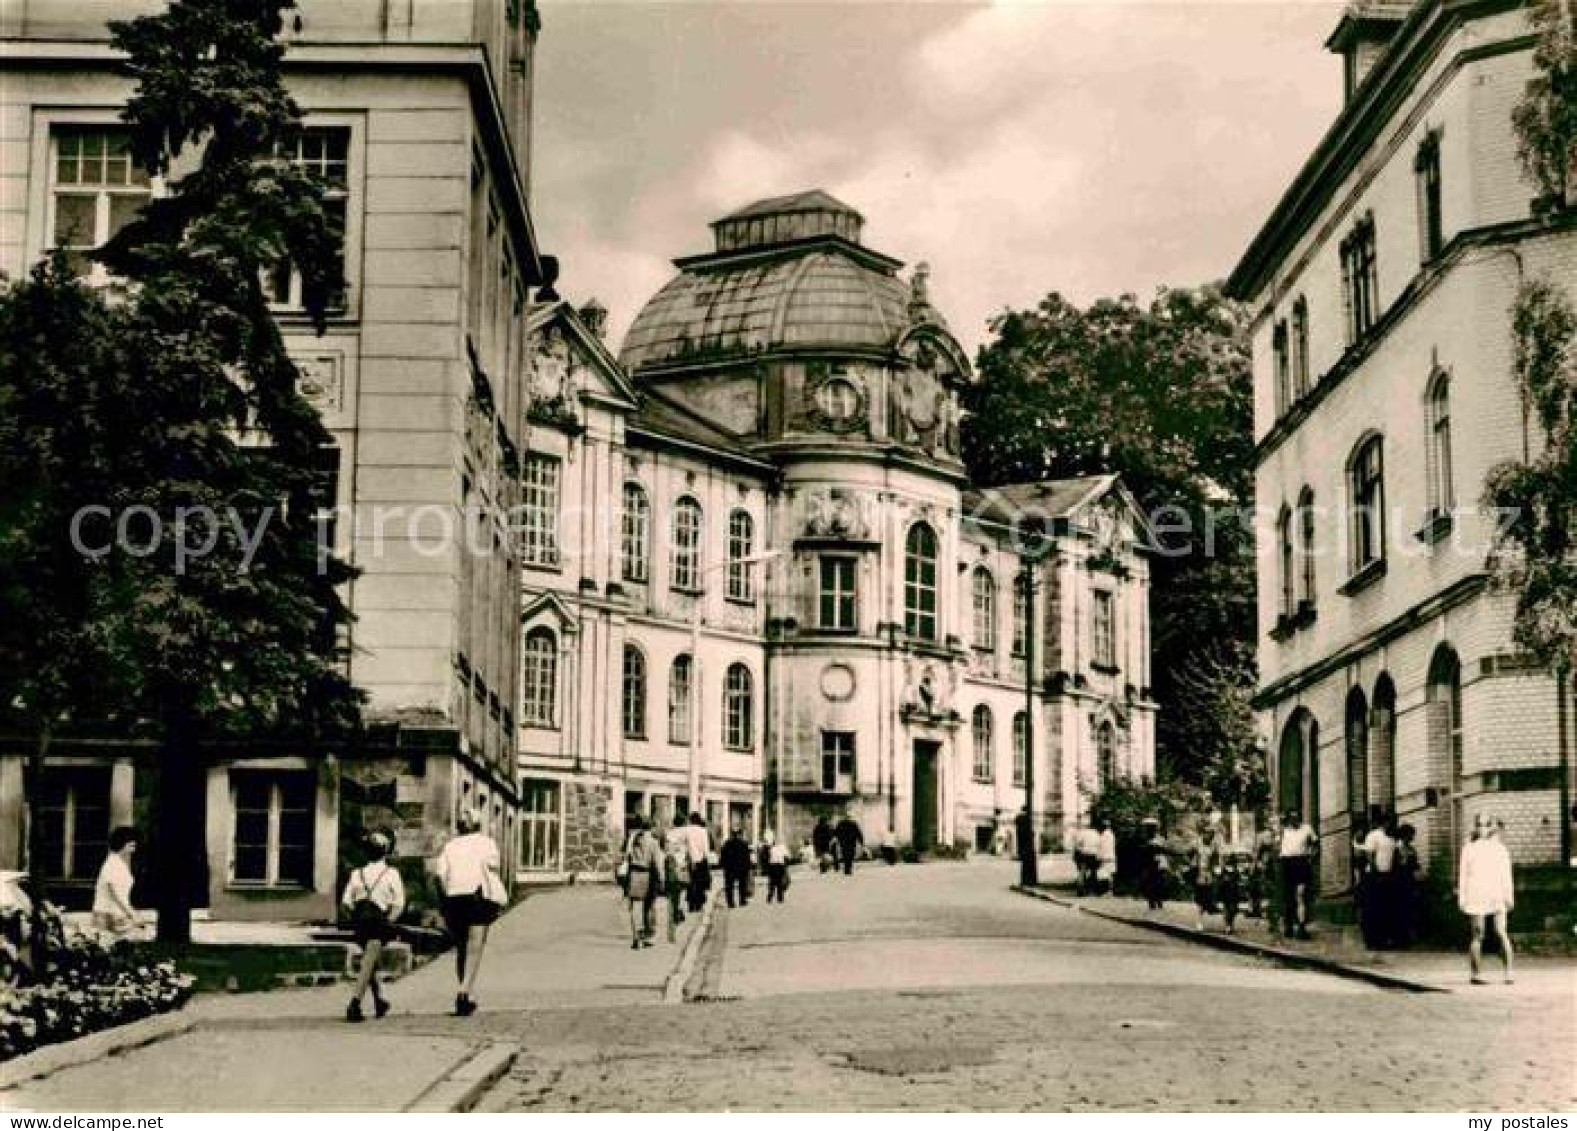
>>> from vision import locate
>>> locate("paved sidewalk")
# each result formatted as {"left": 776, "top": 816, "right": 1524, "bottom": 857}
{"left": 3, "top": 883, "right": 703, "bottom": 1112}
{"left": 1029, "top": 884, "right": 1577, "bottom": 997}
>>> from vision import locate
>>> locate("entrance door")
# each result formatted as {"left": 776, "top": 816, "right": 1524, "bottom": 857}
{"left": 912, "top": 740, "right": 940, "bottom": 850}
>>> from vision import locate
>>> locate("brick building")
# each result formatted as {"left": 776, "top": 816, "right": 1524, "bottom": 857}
{"left": 1227, "top": 0, "right": 1576, "bottom": 918}
{"left": 513, "top": 192, "right": 1157, "bottom": 879}
{"left": 0, "top": 0, "right": 548, "bottom": 918}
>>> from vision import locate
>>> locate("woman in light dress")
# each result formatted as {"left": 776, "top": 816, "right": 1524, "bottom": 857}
{"left": 435, "top": 809, "right": 506, "bottom": 1015}
{"left": 1457, "top": 813, "right": 1515, "bottom": 985}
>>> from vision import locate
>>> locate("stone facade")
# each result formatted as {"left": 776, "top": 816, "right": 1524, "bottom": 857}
{"left": 1228, "top": 0, "right": 1576, "bottom": 918}
{"left": 0, "top": 0, "right": 547, "bottom": 918}
{"left": 514, "top": 194, "right": 1156, "bottom": 881}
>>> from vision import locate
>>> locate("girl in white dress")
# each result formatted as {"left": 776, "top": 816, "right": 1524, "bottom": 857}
{"left": 1457, "top": 813, "right": 1515, "bottom": 984}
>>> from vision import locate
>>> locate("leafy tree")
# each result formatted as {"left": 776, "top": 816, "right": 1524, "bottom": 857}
{"left": 965, "top": 287, "right": 1260, "bottom": 799}
{"left": 1511, "top": 0, "right": 1577, "bottom": 213}
{"left": 0, "top": 0, "right": 362, "bottom": 945}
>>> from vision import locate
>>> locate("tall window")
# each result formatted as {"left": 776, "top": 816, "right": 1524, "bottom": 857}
{"left": 36, "top": 767, "right": 111, "bottom": 882}
{"left": 971, "top": 705, "right": 994, "bottom": 783}
{"left": 518, "top": 779, "right": 562, "bottom": 871}
{"left": 1372, "top": 675, "right": 1398, "bottom": 819}
{"left": 621, "top": 644, "right": 647, "bottom": 739}
{"left": 1291, "top": 297, "right": 1311, "bottom": 398}
{"left": 904, "top": 523, "right": 938, "bottom": 640}
{"left": 1340, "top": 213, "right": 1379, "bottom": 344}
{"left": 819, "top": 556, "right": 856, "bottom": 631}
{"left": 726, "top": 510, "right": 756, "bottom": 602}
{"left": 1011, "top": 575, "right": 1029, "bottom": 657}
{"left": 671, "top": 498, "right": 702, "bottom": 592}
{"left": 1092, "top": 591, "right": 1115, "bottom": 669}
{"left": 1415, "top": 131, "right": 1443, "bottom": 263}
{"left": 1012, "top": 711, "right": 1028, "bottom": 787}
{"left": 520, "top": 455, "right": 560, "bottom": 567}
{"left": 521, "top": 627, "right": 558, "bottom": 726}
{"left": 1345, "top": 687, "right": 1369, "bottom": 826}
{"left": 1348, "top": 435, "right": 1385, "bottom": 573}
{"left": 1426, "top": 371, "right": 1454, "bottom": 515}
{"left": 972, "top": 568, "right": 997, "bottom": 652}
{"left": 1272, "top": 319, "right": 1291, "bottom": 415}
{"left": 621, "top": 483, "right": 650, "bottom": 582}
{"left": 267, "top": 127, "right": 350, "bottom": 309}
{"left": 1297, "top": 487, "right": 1317, "bottom": 608}
{"left": 1096, "top": 722, "right": 1117, "bottom": 788}
{"left": 1277, "top": 505, "right": 1296, "bottom": 619}
{"left": 723, "top": 663, "right": 753, "bottom": 751}
{"left": 231, "top": 770, "right": 314, "bottom": 887}
{"left": 668, "top": 654, "right": 693, "bottom": 744}
{"left": 48, "top": 127, "right": 151, "bottom": 286}
{"left": 821, "top": 731, "right": 855, "bottom": 793}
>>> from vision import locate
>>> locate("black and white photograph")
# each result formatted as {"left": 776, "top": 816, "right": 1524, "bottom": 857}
{"left": 0, "top": 0, "right": 1573, "bottom": 1116}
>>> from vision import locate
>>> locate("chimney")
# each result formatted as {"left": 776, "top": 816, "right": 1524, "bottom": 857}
{"left": 1326, "top": 2, "right": 1414, "bottom": 104}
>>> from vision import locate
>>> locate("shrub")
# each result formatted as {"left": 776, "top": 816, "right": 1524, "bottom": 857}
{"left": 0, "top": 904, "right": 195, "bottom": 1062}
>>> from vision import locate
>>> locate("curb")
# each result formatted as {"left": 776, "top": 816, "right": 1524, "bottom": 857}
{"left": 663, "top": 896, "right": 718, "bottom": 1004}
{"left": 1012, "top": 885, "right": 1449, "bottom": 994}
{"left": 0, "top": 1010, "right": 196, "bottom": 1089}
{"left": 404, "top": 1042, "right": 518, "bottom": 1113}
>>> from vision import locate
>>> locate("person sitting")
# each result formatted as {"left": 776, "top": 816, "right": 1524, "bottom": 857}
{"left": 92, "top": 826, "right": 141, "bottom": 938}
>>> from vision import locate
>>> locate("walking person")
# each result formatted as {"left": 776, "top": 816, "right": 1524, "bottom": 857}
{"left": 763, "top": 830, "right": 790, "bottom": 903}
{"left": 1250, "top": 814, "right": 1281, "bottom": 924}
{"left": 622, "top": 817, "right": 662, "bottom": 948}
{"left": 684, "top": 812, "right": 712, "bottom": 912}
{"left": 1188, "top": 823, "right": 1224, "bottom": 931}
{"left": 1278, "top": 808, "right": 1318, "bottom": 939}
{"left": 92, "top": 827, "right": 141, "bottom": 938}
{"left": 664, "top": 817, "right": 690, "bottom": 941}
{"left": 435, "top": 809, "right": 506, "bottom": 1016}
{"left": 1458, "top": 813, "right": 1516, "bottom": 985}
{"left": 1095, "top": 818, "right": 1118, "bottom": 896}
{"left": 1139, "top": 818, "right": 1169, "bottom": 911}
{"left": 1072, "top": 819, "right": 1100, "bottom": 896}
{"left": 834, "top": 814, "right": 864, "bottom": 876}
{"left": 341, "top": 831, "right": 405, "bottom": 1022}
{"left": 720, "top": 826, "right": 753, "bottom": 907}
{"left": 1359, "top": 816, "right": 1398, "bottom": 948}
{"left": 813, "top": 815, "right": 835, "bottom": 873}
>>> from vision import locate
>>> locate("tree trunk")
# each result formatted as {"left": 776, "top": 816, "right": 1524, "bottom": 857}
{"left": 26, "top": 722, "right": 52, "bottom": 981}
{"left": 153, "top": 707, "right": 207, "bottom": 946}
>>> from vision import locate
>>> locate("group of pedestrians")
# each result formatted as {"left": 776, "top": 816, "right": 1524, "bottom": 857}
{"left": 1071, "top": 819, "right": 1117, "bottom": 896}
{"left": 811, "top": 815, "right": 866, "bottom": 874}
{"left": 1351, "top": 812, "right": 1423, "bottom": 948}
{"left": 620, "top": 812, "right": 713, "bottom": 946}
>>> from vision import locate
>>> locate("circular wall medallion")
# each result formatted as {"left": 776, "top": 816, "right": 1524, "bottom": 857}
{"left": 820, "top": 662, "right": 856, "bottom": 702}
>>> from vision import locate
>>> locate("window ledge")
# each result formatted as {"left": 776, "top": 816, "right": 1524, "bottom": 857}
{"left": 1090, "top": 661, "right": 1120, "bottom": 676}
{"left": 671, "top": 585, "right": 704, "bottom": 598}
{"left": 1415, "top": 510, "right": 1454, "bottom": 545}
{"left": 724, "top": 595, "right": 758, "bottom": 608}
{"left": 1338, "top": 558, "right": 1387, "bottom": 597}
{"left": 523, "top": 559, "right": 561, "bottom": 574}
{"left": 971, "top": 776, "right": 994, "bottom": 786}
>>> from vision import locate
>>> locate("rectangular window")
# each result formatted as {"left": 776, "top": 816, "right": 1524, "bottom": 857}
{"left": 520, "top": 455, "right": 560, "bottom": 567}
{"left": 519, "top": 779, "right": 562, "bottom": 871}
{"left": 1092, "top": 591, "right": 1115, "bottom": 669}
{"left": 818, "top": 556, "right": 857, "bottom": 631}
{"left": 230, "top": 770, "right": 315, "bottom": 888}
{"left": 621, "top": 484, "right": 650, "bottom": 583}
{"left": 820, "top": 731, "right": 855, "bottom": 793}
{"left": 1340, "top": 215, "right": 1379, "bottom": 345}
{"left": 1012, "top": 714, "right": 1028, "bottom": 787}
{"left": 48, "top": 126, "right": 151, "bottom": 285}
{"left": 266, "top": 127, "right": 350, "bottom": 310}
{"left": 726, "top": 510, "right": 756, "bottom": 602}
{"left": 1011, "top": 576, "right": 1029, "bottom": 658}
{"left": 36, "top": 766, "right": 112, "bottom": 882}
{"left": 1415, "top": 132, "right": 1443, "bottom": 263}
{"left": 1291, "top": 298, "right": 1310, "bottom": 398}
{"left": 1272, "top": 320, "right": 1290, "bottom": 415}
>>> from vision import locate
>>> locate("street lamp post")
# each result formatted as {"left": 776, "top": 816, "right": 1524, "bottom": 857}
{"left": 1017, "top": 517, "right": 1054, "bottom": 889}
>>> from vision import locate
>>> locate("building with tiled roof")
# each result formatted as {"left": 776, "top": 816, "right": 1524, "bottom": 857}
{"left": 514, "top": 196, "right": 1155, "bottom": 879}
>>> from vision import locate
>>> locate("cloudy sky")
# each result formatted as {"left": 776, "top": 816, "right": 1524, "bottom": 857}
{"left": 531, "top": 0, "right": 1345, "bottom": 355}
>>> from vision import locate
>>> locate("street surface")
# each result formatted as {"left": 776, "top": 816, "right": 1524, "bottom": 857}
{"left": 8, "top": 859, "right": 1574, "bottom": 1112}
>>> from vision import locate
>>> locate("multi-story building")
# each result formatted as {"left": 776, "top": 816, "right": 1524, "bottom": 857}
{"left": 1228, "top": 0, "right": 1575, "bottom": 915}
{"left": 0, "top": 0, "right": 549, "bottom": 918}
{"left": 514, "top": 191, "right": 1157, "bottom": 878}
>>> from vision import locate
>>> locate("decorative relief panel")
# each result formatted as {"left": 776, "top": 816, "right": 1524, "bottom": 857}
{"left": 295, "top": 354, "right": 343, "bottom": 414}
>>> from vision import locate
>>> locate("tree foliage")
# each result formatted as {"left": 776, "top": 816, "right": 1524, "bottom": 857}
{"left": 1511, "top": 0, "right": 1577, "bottom": 211}
{"left": 965, "top": 287, "right": 1260, "bottom": 798}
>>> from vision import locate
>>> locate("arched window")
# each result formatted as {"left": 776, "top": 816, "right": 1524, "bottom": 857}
{"left": 1427, "top": 645, "right": 1463, "bottom": 843}
{"left": 1012, "top": 711, "right": 1028, "bottom": 787}
{"left": 1277, "top": 708, "right": 1320, "bottom": 830}
{"left": 1297, "top": 487, "right": 1317, "bottom": 608}
{"left": 726, "top": 510, "right": 755, "bottom": 602}
{"left": 1426, "top": 371, "right": 1453, "bottom": 515}
{"left": 971, "top": 705, "right": 993, "bottom": 782}
{"left": 1348, "top": 434, "right": 1385, "bottom": 572}
{"left": 723, "top": 663, "right": 753, "bottom": 751}
{"left": 1273, "top": 319, "right": 1291, "bottom": 416}
{"left": 621, "top": 482, "right": 650, "bottom": 582}
{"left": 1345, "top": 687, "right": 1369, "bottom": 828}
{"left": 1277, "top": 505, "right": 1295, "bottom": 619}
{"left": 1372, "top": 674, "right": 1397, "bottom": 822}
{"left": 671, "top": 497, "right": 702, "bottom": 592}
{"left": 668, "top": 654, "right": 693, "bottom": 745}
{"left": 904, "top": 523, "right": 938, "bottom": 640}
{"left": 621, "top": 644, "right": 646, "bottom": 739}
{"left": 521, "top": 628, "right": 557, "bottom": 727}
{"left": 1096, "top": 721, "right": 1117, "bottom": 789}
{"left": 971, "top": 568, "right": 996, "bottom": 652}
{"left": 1291, "top": 297, "right": 1310, "bottom": 398}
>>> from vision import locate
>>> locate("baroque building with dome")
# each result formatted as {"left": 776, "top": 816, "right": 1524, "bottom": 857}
{"left": 514, "top": 191, "right": 1157, "bottom": 878}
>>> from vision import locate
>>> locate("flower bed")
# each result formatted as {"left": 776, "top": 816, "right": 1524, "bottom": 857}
{"left": 1, "top": 904, "right": 195, "bottom": 1062}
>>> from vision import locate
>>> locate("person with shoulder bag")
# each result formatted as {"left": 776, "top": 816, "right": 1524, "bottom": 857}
{"left": 341, "top": 831, "right": 406, "bottom": 1022}
{"left": 435, "top": 809, "right": 505, "bottom": 1017}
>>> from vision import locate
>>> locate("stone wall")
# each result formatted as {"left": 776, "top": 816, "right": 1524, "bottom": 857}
{"left": 563, "top": 778, "right": 619, "bottom": 876}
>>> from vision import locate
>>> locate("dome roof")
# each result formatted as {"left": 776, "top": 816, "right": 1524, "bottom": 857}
{"left": 619, "top": 190, "right": 944, "bottom": 373}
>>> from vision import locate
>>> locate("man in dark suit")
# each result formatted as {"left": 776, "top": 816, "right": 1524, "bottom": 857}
{"left": 834, "top": 815, "right": 863, "bottom": 875}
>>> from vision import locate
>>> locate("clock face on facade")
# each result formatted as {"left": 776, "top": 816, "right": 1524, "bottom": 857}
{"left": 816, "top": 376, "right": 860, "bottom": 423}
